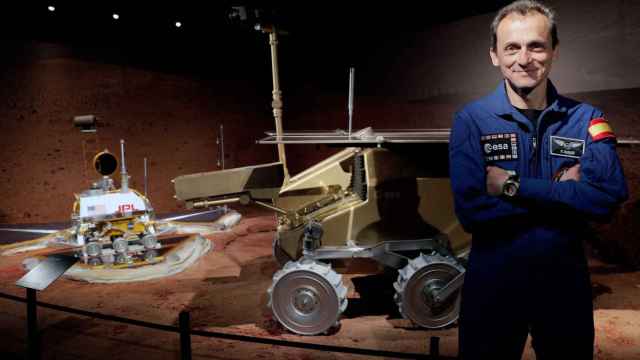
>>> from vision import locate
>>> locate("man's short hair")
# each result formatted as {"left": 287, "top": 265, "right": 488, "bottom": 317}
{"left": 490, "top": 0, "right": 559, "bottom": 50}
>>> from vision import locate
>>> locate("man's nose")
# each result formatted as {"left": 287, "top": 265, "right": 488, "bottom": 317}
{"left": 516, "top": 49, "right": 532, "bottom": 66}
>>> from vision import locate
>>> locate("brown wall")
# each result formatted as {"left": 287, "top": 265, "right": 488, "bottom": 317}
{"left": 0, "top": 44, "right": 277, "bottom": 223}
{"left": 383, "top": 0, "right": 640, "bottom": 99}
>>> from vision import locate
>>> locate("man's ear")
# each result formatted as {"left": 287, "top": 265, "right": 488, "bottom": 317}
{"left": 552, "top": 44, "right": 560, "bottom": 61}
{"left": 489, "top": 47, "right": 500, "bottom": 67}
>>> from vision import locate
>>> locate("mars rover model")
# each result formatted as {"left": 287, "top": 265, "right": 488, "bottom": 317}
{"left": 172, "top": 8, "right": 470, "bottom": 335}
{"left": 70, "top": 140, "right": 160, "bottom": 266}
{"left": 173, "top": 129, "right": 470, "bottom": 335}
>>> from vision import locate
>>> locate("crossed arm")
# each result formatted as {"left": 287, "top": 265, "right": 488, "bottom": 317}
{"left": 450, "top": 110, "right": 628, "bottom": 233}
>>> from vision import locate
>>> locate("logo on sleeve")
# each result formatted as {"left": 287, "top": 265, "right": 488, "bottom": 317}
{"left": 550, "top": 136, "right": 585, "bottom": 158}
{"left": 588, "top": 117, "right": 616, "bottom": 141}
{"left": 480, "top": 133, "right": 518, "bottom": 162}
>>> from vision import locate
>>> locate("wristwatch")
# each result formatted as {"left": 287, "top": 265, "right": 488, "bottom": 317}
{"left": 502, "top": 173, "right": 520, "bottom": 197}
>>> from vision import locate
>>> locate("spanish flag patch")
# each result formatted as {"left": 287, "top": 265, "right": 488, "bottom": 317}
{"left": 588, "top": 117, "right": 616, "bottom": 141}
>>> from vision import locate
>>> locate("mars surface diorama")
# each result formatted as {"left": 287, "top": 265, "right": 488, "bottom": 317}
{"left": 2, "top": 2, "right": 640, "bottom": 359}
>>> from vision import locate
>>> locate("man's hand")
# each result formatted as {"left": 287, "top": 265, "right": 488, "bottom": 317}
{"left": 558, "top": 163, "right": 581, "bottom": 182}
{"left": 486, "top": 166, "right": 510, "bottom": 196}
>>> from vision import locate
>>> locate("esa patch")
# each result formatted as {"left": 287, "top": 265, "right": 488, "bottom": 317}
{"left": 588, "top": 117, "right": 616, "bottom": 141}
{"left": 550, "top": 136, "right": 585, "bottom": 158}
{"left": 480, "top": 133, "right": 518, "bottom": 162}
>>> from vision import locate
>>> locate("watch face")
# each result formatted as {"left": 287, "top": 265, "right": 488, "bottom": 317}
{"left": 503, "top": 180, "right": 519, "bottom": 197}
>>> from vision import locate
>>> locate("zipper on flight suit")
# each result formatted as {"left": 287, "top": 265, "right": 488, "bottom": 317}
{"left": 530, "top": 134, "right": 537, "bottom": 176}
{"left": 532, "top": 111, "right": 548, "bottom": 178}
{"left": 530, "top": 111, "right": 546, "bottom": 178}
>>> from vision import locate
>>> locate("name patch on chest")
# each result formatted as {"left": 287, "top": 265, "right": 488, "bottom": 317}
{"left": 480, "top": 133, "right": 518, "bottom": 162}
{"left": 550, "top": 136, "right": 585, "bottom": 158}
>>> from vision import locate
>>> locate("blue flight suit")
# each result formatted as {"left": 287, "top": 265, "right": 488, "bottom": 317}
{"left": 449, "top": 81, "right": 628, "bottom": 359}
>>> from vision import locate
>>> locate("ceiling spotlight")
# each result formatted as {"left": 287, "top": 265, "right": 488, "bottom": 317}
{"left": 112, "top": 13, "right": 120, "bottom": 20}
{"left": 48, "top": 5, "right": 55, "bottom": 12}
{"left": 175, "top": 21, "right": 182, "bottom": 28}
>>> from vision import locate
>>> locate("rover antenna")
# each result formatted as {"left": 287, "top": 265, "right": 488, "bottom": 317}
{"left": 217, "top": 124, "right": 225, "bottom": 169}
{"left": 120, "top": 139, "right": 129, "bottom": 192}
{"left": 348, "top": 67, "right": 355, "bottom": 137}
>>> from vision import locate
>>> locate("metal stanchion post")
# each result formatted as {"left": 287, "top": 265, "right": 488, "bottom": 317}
{"left": 179, "top": 311, "right": 192, "bottom": 360}
{"left": 429, "top": 336, "right": 440, "bottom": 359}
{"left": 27, "top": 288, "right": 40, "bottom": 360}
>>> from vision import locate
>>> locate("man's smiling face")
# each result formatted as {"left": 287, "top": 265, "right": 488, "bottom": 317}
{"left": 490, "top": 12, "right": 558, "bottom": 96}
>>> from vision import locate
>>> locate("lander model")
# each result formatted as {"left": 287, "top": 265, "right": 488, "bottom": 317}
{"left": 71, "top": 140, "right": 160, "bottom": 266}
{"left": 0, "top": 137, "right": 236, "bottom": 283}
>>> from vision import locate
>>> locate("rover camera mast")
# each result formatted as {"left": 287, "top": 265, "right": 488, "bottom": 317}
{"left": 261, "top": 24, "right": 290, "bottom": 184}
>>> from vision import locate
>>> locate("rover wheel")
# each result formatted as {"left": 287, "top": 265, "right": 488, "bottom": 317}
{"left": 268, "top": 258, "right": 348, "bottom": 335}
{"left": 393, "top": 253, "right": 464, "bottom": 328}
{"left": 112, "top": 237, "right": 128, "bottom": 253}
{"left": 142, "top": 234, "right": 158, "bottom": 249}
{"left": 115, "top": 253, "right": 128, "bottom": 264}
{"left": 85, "top": 242, "right": 102, "bottom": 257}
{"left": 144, "top": 249, "right": 159, "bottom": 262}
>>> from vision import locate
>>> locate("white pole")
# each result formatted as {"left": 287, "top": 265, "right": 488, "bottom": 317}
{"left": 120, "top": 139, "right": 129, "bottom": 192}
{"left": 348, "top": 67, "right": 355, "bottom": 137}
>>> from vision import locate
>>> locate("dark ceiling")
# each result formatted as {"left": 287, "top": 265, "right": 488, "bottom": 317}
{"left": 2, "top": 1, "right": 513, "bottom": 93}
{"left": 5, "top": 1, "right": 512, "bottom": 42}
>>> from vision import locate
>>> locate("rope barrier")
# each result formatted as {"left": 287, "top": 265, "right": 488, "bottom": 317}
{"left": 0, "top": 291, "right": 455, "bottom": 359}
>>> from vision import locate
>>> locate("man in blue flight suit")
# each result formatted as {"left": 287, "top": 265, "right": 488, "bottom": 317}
{"left": 449, "top": 1, "right": 628, "bottom": 359}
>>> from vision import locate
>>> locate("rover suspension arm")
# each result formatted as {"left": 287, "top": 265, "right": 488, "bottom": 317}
{"left": 192, "top": 194, "right": 288, "bottom": 215}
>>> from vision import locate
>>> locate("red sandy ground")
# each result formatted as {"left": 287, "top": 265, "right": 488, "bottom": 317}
{"left": 0, "top": 211, "right": 639, "bottom": 359}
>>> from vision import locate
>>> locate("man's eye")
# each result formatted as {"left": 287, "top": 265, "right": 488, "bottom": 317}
{"left": 504, "top": 45, "right": 518, "bottom": 52}
{"left": 530, "top": 43, "right": 546, "bottom": 51}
